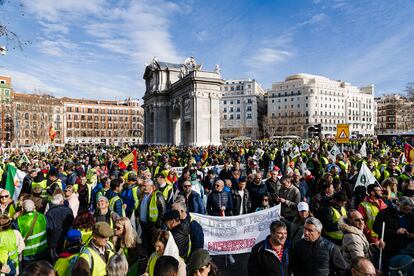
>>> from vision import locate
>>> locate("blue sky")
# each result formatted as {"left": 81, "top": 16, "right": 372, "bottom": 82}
{"left": 0, "top": 0, "right": 413, "bottom": 100}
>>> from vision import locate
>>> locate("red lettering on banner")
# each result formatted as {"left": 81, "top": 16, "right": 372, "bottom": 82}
{"left": 208, "top": 238, "right": 256, "bottom": 252}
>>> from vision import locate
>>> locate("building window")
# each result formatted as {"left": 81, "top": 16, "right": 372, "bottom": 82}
{"left": 247, "top": 99, "right": 252, "bottom": 104}
{"left": 224, "top": 115, "right": 227, "bottom": 120}
{"left": 230, "top": 114, "right": 234, "bottom": 120}
{"left": 224, "top": 100, "right": 227, "bottom": 104}
{"left": 237, "top": 100, "right": 240, "bottom": 104}
{"left": 246, "top": 113, "right": 252, "bottom": 119}
{"left": 236, "top": 114, "right": 240, "bottom": 119}
{"left": 246, "top": 106, "right": 252, "bottom": 112}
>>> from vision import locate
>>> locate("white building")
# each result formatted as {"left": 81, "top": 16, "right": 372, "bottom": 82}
{"left": 267, "top": 73, "right": 376, "bottom": 138}
{"left": 220, "top": 79, "right": 266, "bottom": 140}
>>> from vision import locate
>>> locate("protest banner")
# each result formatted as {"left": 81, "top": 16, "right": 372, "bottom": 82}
{"left": 190, "top": 205, "right": 281, "bottom": 255}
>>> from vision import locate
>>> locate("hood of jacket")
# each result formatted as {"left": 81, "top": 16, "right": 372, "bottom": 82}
{"left": 338, "top": 216, "right": 364, "bottom": 235}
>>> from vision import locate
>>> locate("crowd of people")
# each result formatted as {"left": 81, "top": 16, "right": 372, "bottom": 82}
{"left": 0, "top": 138, "right": 413, "bottom": 275}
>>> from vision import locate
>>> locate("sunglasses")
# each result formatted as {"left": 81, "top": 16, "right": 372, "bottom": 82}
{"left": 0, "top": 195, "right": 9, "bottom": 199}
{"left": 262, "top": 199, "right": 269, "bottom": 202}
{"left": 184, "top": 185, "right": 192, "bottom": 188}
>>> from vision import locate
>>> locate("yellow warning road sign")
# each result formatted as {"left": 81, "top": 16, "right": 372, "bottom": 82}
{"left": 336, "top": 124, "right": 349, "bottom": 143}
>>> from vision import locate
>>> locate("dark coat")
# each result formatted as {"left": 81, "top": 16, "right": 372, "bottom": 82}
{"left": 183, "top": 213, "right": 204, "bottom": 251}
{"left": 178, "top": 191, "right": 206, "bottom": 214}
{"left": 247, "top": 235, "right": 291, "bottom": 276}
{"left": 247, "top": 182, "right": 268, "bottom": 212}
{"left": 207, "top": 190, "right": 233, "bottom": 216}
{"left": 170, "top": 222, "right": 190, "bottom": 259}
{"left": 105, "top": 189, "right": 123, "bottom": 217}
{"left": 292, "top": 237, "right": 348, "bottom": 276}
{"left": 231, "top": 189, "right": 251, "bottom": 215}
{"left": 45, "top": 204, "right": 74, "bottom": 251}
{"left": 373, "top": 206, "right": 414, "bottom": 255}
{"left": 137, "top": 191, "right": 166, "bottom": 228}
{"left": 21, "top": 175, "right": 33, "bottom": 195}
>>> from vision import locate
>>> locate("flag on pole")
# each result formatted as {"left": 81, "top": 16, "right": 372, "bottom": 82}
{"left": 5, "top": 163, "right": 27, "bottom": 202}
{"left": 404, "top": 143, "right": 414, "bottom": 163}
{"left": 329, "top": 145, "right": 341, "bottom": 160}
{"left": 360, "top": 142, "right": 367, "bottom": 158}
{"left": 49, "top": 126, "right": 57, "bottom": 142}
{"left": 354, "top": 163, "right": 377, "bottom": 190}
{"left": 201, "top": 149, "right": 209, "bottom": 163}
{"left": 118, "top": 150, "right": 138, "bottom": 171}
{"left": 20, "top": 153, "right": 30, "bottom": 164}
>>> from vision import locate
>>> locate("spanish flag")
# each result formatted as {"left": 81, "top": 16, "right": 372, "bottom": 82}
{"left": 405, "top": 143, "right": 414, "bottom": 163}
{"left": 49, "top": 126, "right": 57, "bottom": 142}
{"left": 118, "top": 150, "right": 138, "bottom": 171}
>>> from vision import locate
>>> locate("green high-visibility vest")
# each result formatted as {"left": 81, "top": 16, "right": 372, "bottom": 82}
{"left": 359, "top": 201, "right": 380, "bottom": 238}
{"left": 17, "top": 212, "right": 48, "bottom": 256}
{"left": 324, "top": 206, "right": 346, "bottom": 240}
{"left": 149, "top": 191, "right": 161, "bottom": 223}
{"left": 77, "top": 245, "right": 114, "bottom": 276}
{"left": 0, "top": 229, "right": 19, "bottom": 271}
{"left": 109, "top": 195, "right": 125, "bottom": 217}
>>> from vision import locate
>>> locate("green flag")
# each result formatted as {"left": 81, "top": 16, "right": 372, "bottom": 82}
{"left": 5, "top": 163, "right": 26, "bottom": 201}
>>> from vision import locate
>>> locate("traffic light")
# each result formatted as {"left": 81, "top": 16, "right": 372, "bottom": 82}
{"left": 307, "top": 126, "right": 315, "bottom": 138}
{"left": 313, "top": 124, "right": 322, "bottom": 137}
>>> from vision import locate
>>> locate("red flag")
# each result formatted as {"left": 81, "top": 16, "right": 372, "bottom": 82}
{"left": 118, "top": 150, "right": 138, "bottom": 171}
{"left": 49, "top": 126, "right": 57, "bottom": 142}
{"left": 405, "top": 143, "right": 414, "bottom": 163}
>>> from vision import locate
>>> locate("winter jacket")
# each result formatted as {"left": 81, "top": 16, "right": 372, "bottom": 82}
{"left": 207, "top": 190, "right": 233, "bottom": 216}
{"left": 46, "top": 204, "right": 74, "bottom": 251}
{"left": 120, "top": 185, "right": 136, "bottom": 218}
{"left": 178, "top": 191, "right": 205, "bottom": 214}
{"left": 276, "top": 185, "right": 301, "bottom": 220}
{"left": 183, "top": 213, "right": 204, "bottom": 251}
{"left": 231, "top": 188, "right": 251, "bottom": 215}
{"left": 338, "top": 217, "right": 377, "bottom": 264}
{"left": 105, "top": 189, "right": 124, "bottom": 217}
{"left": 292, "top": 236, "right": 348, "bottom": 276}
{"left": 373, "top": 206, "right": 414, "bottom": 255}
{"left": 170, "top": 222, "right": 190, "bottom": 259}
{"left": 247, "top": 235, "right": 291, "bottom": 276}
{"left": 265, "top": 178, "right": 280, "bottom": 199}
{"left": 247, "top": 182, "right": 268, "bottom": 212}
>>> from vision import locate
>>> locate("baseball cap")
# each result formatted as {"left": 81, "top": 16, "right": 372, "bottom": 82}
{"left": 297, "top": 202, "right": 309, "bottom": 212}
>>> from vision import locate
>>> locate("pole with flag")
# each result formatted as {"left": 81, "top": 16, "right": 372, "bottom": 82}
{"left": 5, "top": 163, "right": 27, "bottom": 202}
{"left": 118, "top": 150, "right": 138, "bottom": 171}
{"left": 404, "top": 143, "right": 414, "bottom": 163}
{"left": 359, "top": 141, "right": 367, "bottom": 158}
{"left": 354, "top": 162, "right": 378, "bottom": 190}
{"left": 49, "top": 125, "right": 57, "bottom": 143}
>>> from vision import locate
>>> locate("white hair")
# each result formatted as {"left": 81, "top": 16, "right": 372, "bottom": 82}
{"left": 23, "top": 200, "right": 35, "bottom": 212}
{"left": 305, "top": 217, "right": 323, "bottom": 233}
{"left": 107, "top": 253, "right": 128, "bottom": 276}
{"left": 51, "top": 194, "right": 64, "bottom": 205}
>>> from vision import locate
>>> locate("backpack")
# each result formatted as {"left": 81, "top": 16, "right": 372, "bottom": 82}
{"left": 389, "top": 254, "right": 414, "bottom": 276}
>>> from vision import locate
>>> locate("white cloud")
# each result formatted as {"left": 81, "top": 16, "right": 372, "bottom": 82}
{"left": 0, "top": 68, "right": 65, "bottom": 95}
{"left": 37, "top": 38, "right": 78, "bottom": 57}
{"left": 22, "top": 0, "right": 107, "bottom": 22}
{"left": 301, "top": 13, "right": 327, "bottom": 26}
{"left": 250, "top": 48, "right": 293, "bottom": 66}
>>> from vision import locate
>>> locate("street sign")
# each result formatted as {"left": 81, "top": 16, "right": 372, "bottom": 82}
{"left": 336, "top": 124, "right": 349, "bottom": 143}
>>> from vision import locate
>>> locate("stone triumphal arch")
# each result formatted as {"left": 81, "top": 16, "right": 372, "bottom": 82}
{"left": 142, "top": 57, "right": 223, "bottom": 146}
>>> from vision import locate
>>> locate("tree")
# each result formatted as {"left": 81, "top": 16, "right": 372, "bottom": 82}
{"left": 405, "top": 82, "right": 414, "bottom": 100}
{"left": 0, "top": 1, "right": 29, "bottom": 52}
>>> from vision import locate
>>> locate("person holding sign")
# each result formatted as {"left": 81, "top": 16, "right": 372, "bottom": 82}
{"left": 247, "top": 220, "right": 290, "bottom": 276}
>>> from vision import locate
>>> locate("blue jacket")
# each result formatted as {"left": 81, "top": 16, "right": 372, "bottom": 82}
{"left": 120, "top": 185, "right": 135, "bottom": 218}
{"left": 105, "top": 190, "right": 123, "bottom": 217}
{"left": 179, "top": 191, "right": 206, "bottom": 214}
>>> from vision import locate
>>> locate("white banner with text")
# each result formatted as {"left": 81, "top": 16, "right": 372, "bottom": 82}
{"left": 190, "top": 205, "right": 281, "bottom": 255}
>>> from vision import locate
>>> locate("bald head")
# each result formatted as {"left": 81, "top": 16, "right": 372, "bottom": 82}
{"left": 351, "top": 257, "right": 375, "bottom": 276}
